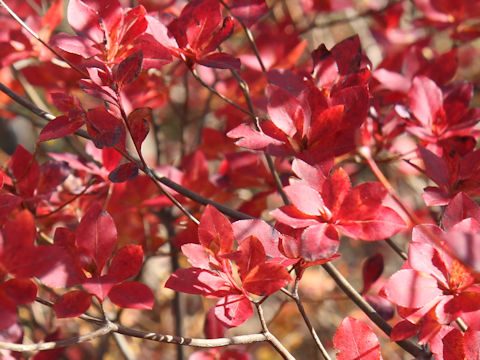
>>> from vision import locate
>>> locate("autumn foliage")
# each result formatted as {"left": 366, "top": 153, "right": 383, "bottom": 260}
{"left": 1, "top": 0, "right": 480, "bottom": 359}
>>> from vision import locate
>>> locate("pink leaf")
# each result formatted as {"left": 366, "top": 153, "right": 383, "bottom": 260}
{"left": 233, "top": 219, "right": 284, "bottom": 258}
{"left": 67, "top": 0, "right": 103, "bottom": 43}
{"left": 442, "top": 192, "right": 480, "bottom": 230}
{"left": 54, "top": 290, "right": 92, "bottom": 318}
{"left": 284, "top": 184, "right": 324, "bottom": 216}
{"left": 230, "top": 0, "right": 268, "bottom": 27}
{"left": 333, "top": 317, "right": 383, "bottom": 360}
{"left": 165, "top": 268, "right": 232, "bottom": 297}
{"left": 266, "top": 84, "right": 304, "bottom": 138}
{"left": 298, "top": 224, "right": 339, "bottom": 262}
{"left": 408, "top": 76, "right": 444, "bottom": 130}
{"left": 108, "top": 282, "right": 154, "bottom": 309}
{"left": 382, "top": 269, "right": 442, "bottom": 308}
{"left": 83, "top": 275, "right": 115, "bottom": 301}
{"left": 214, "top": 294, "right": 253, "bottom": 327}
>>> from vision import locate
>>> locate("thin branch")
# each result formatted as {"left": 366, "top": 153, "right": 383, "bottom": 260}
{"left": 283, "top": 278, "right": 331, "bottom": 360}
{"left": 112, "top": 333, "right": 136, "bottom": 360}
{"left": 0, "top": 322, "right": 116, "bottom": 352}
{"left": 321, "top": 262, "right": 428, "bottom": 358}
{"left": 299, "top": 0, "right": 404, "bottom": 34}
{"left": 254, "top": 303, "right": 296, "bottom": 360}
{"left": 190, "top": 68, "right": 254, "bottom": 118}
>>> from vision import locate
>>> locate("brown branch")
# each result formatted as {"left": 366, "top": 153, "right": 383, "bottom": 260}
{"left": 0, "top": 322, "right": 116, "bottom": 352}
{"left": 322, "top": 262, "right": 428, "bottom": 357}
{"left": 282, "top": 279, "right": 331, "bottom": 360}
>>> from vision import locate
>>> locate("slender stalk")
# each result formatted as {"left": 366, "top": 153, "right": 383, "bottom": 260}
{"left": 0, "top": 322, "right": 116, "bottom": 352}
{"left": 190, "top": 69, "right": 254, "bottom": 118}
{"left": 254, "top": 303, "right": 296, "bottom": 360}
{"left": 282, "top": 279, "right": 331, "bottom": 360}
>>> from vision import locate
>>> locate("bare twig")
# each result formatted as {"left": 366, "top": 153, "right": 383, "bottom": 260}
{"left": 0, "top": 322, "right": 116, "bottom": 352}
{"left": 283, "top": 279, "right": 331, "bottom": 360}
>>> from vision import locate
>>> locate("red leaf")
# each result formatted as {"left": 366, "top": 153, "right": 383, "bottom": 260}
{"left": 390, "top": 320, "right": 418, "bottom": 341}
{"left": 116, "top": 51, "right": 143, "bottom": 89}
{"left": 266, "top": 84, "right": 304, "bottom": 138}
{"left": 442, "top": 192, "right": 480, "bottom": 230}
{"left": 230, "top": 0, "right": 268, "bottom": 27}
{"left": 333, "top": 317, "right": 383, "bottom": 360}
{"left": 83, "top": 275, "right": 115, "bottom": 301}
{"left": 336, "top": 183, "right": 406, "bottom": 240}
{"left": 382, "top": 269, "right": 442, "bottom": 308}
{"left": 86, "top": 108, "right": 126, "bottom": 149}
{"left": 3, "top": 210, "right": 35, "bottom": 252}
{"left": 108, "top": 282, "right": 154, "bottom": 309}
{"left": 464, "top": 328, "right": 480, "bottom": 359}
{"left": 39, "top": 115, "right": 85, "bottom": 142}
{"left": 108, "top": 162, "right": 139, "bottom": 183}
{"left": 204, "top": 307, "right": 227, "bottom": 339}
{"left": 0, "top": 294, "right": 17, "bottom": 331}
{"left": 202, "top": 17, "right": 235, "bottom": 54}
{"left": 198, "top": 205, "right": 234, "bottom": 255}
{"left": 361, "top": 253, "right": 384, "bottom": 294}
{"left": 322, "top": 167, "right": 351, "bottom": 216}
{"left": 7, "top": 145, "right": 40, "bottom": 198}
{"left": 441, "top": 328, "right": 465, "bottom": 360}
{"left": 127, "top": 107, "right": 151, "bottom": 150}
{"left": 75, "top": 204, "right": 117, "bottom": 275}
{"left": 232, "top": 219, "right": 284, "bottom": 258}
{"left": 108, "top": 245, "right": 144, "bottom": 282}
{"left": 2, "top": 278, "right": 37, "bottom": 305}
{"left": 54, "top": 290, "right": 92, "bottom": 318}
{"left": 197, "top": 53, "right": 241, "bottom": 70}
{"left": 242, "top": 262, "right": 291, "bottom": 295}
{"left": 297, "top": 224, "right": 339, "bottom": 262}
{"left": 165, "top": 268, "right": 232, "bottom": 297}
{"left": 214, "top": 294, "right": 253, "bottom": 327}
{"left": 0, "top": 194, "right": 21, "bottom": 223}
{"left": 408, "top": 76, "right": 444, "bottom": 130}
{"left": 235, "top": 236, "right": 265, "bottom": 280}
{"left": 418, "top": 145, "right": 450, "bottom": 188}
{"left": 169, "top": 0, "right": 222, "bottom": 51}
